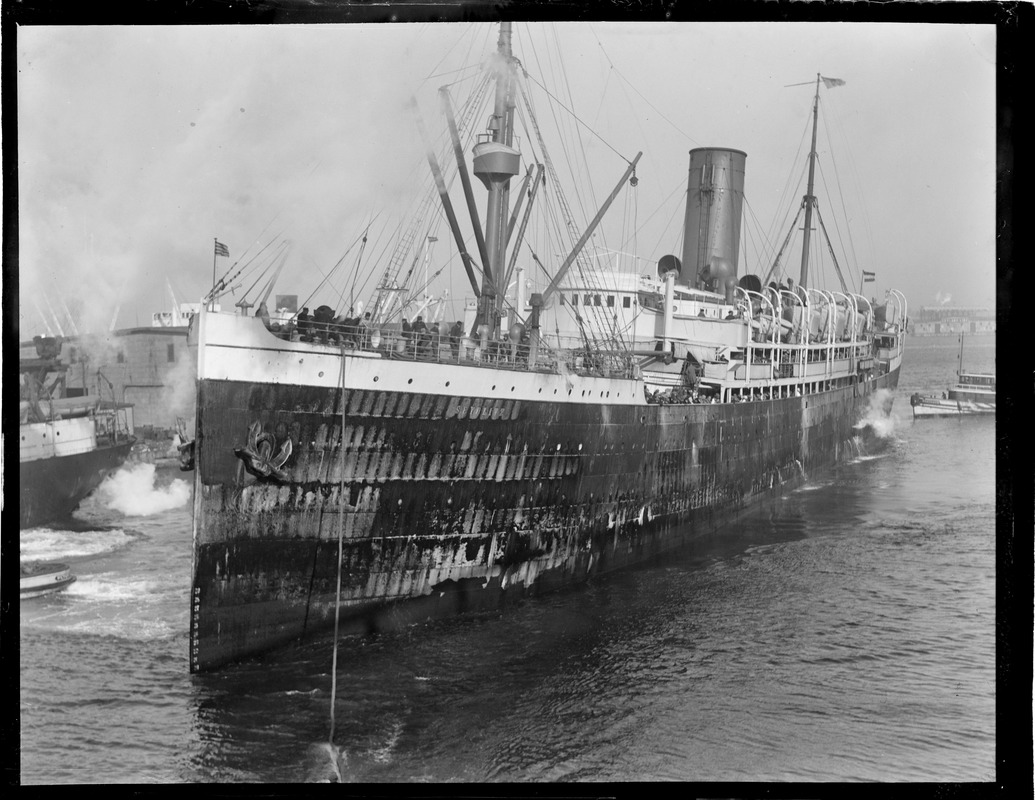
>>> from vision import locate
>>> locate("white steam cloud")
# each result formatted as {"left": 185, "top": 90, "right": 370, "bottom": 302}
{"left": 97, "top": 463, "right": 191, "bottom": 516}
{"left": 855, "top": 387, "right": 897, "bottom": 439}
{"left": 18, "top": 25, "right": 433, "bottom": 340}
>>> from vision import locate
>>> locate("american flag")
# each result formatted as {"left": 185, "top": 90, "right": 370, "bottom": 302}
{"left": 862, "top": 270, "right": 875, "bottom": 283}
{"left": 821, "top": 76, "right": 846, "bottom": 89}
{"left": 214, "top": 240, "right": 229, "bottom": 258}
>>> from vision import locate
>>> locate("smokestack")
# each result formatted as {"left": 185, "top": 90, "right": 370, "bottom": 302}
{"left": 679, "top": 148, "right": 747, "bottom": 291}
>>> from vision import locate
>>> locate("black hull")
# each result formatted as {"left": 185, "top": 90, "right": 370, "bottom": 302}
{"left": 20, "top": 439, "right": 136, "bottom": 529}
{"left": 190, "top": 368, "right": 899, "bottom": 672}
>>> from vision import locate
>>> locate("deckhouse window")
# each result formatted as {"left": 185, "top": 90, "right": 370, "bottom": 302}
{"left": 594, "top": 294, "right": 602, "bottom": 307}
{"left": 572, "top": 294, "right": 578, "bottom": 306}
{"left": 622, "top": 296, "right": 631, "bottom": 308}
{"left": 607, "top": 295, "right": 615, "bottom": 308}
{"left": 167, "top": 343, "right": 176, "bottom": 362}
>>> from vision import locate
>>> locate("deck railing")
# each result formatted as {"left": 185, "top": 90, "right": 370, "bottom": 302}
{"left": 260, "top": 318, "right": 639, "bottom": 379}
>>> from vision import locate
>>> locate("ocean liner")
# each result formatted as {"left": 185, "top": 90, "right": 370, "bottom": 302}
{"left": 187, "top": 24, "right": 906, "bottom": 672}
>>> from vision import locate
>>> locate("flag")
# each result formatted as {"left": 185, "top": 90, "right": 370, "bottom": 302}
{"left": 214, "top": 240, "right": 229, "bottom": 258}
{"left": 862, "top": 270, "right": 875, "bottom": 283}
{"left": 821, "top": 76, "right": 846, "bottom": 89}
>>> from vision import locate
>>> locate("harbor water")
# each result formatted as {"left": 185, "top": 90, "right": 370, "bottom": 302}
{"left": 18, "top": 335, "right": 997, "bottom": 783}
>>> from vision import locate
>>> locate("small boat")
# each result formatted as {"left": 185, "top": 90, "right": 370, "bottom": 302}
{"left": 910, "top": 334, "right": 995, "bottom": 418}
{"left": 20, "top": 561, "right": 77, "bottom": 599}
{"left": 909, "top": 393, "right": 994, "bottom": 417}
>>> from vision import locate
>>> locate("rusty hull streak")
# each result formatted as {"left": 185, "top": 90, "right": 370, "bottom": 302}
{"left": 190, "top": 373, "right": 896, "bottom": 671}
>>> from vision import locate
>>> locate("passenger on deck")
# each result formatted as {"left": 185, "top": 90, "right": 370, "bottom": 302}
{"left": 410, "top": 316, "right": 427, "bottom": 356}
{"left": 358, "top": 312, "right": 372, "bottom": 349}
{"left": 341, "top": 311, "right": 360, "bottom": 347}
{"left": 416, "top": 330, "right": 434, "bottom": 359}
{"left": 297, "top": 307, "right": 312, "bottom": 341}
{"left": 449, "top": 320, "right": 464, "bottom": 359}
{"left": 313, "top": 305, "right": 335, "bottom": 343}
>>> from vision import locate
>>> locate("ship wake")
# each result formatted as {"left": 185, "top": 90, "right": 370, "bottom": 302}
{"left": 854, "top": 388, "right": 897, "bottom": 440}
{"left": 95, "top": 462, "right": 191, "bottom": 516}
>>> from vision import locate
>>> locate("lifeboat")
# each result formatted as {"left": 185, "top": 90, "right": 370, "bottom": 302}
{"left": 20, "top": 561, "right": 77, "bottom": 599}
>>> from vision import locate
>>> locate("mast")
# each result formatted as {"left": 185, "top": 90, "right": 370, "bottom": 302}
{"left": 798, "top": 73, "right": 821, "bottom": 290}
{"left": 472, "top": 22, "right": 521, "bottom": 338}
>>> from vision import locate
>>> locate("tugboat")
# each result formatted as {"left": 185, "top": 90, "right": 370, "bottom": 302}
{"left": 185, "top": 24, "right": 905, "bottom": 672}
{"left": 910, "top": 334, "right": 994, "bottom": 418}
{"left": 19, "top": 336, "right": 136, "bottom": 528}
{"left": 20, "top": 561, "right": 77, "bottom": 599}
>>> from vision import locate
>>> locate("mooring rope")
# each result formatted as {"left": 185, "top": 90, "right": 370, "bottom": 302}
{"left": 327, "top": 345, "right": 348, "bottom": 782}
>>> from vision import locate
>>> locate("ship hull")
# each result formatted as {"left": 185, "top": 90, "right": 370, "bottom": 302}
{"left": 190, "top": 350, "right": 899, "bottom": 672}
{"left": 20, "top": 439, "right": 136, "bottom": 529}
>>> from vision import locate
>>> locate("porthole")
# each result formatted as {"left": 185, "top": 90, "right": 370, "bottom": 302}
{"left": 373, "top": 376, "right": 379, "bottom": 382}
{"left": 407, "top": 378, "right": 413, "bottom": 384}
{"left": 445, "top": 381, "right": 451, "bottom": 387}
{"left": 319, "top": 371, "right": 324, "bottom": 378}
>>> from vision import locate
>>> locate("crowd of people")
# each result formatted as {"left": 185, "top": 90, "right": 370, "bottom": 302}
{"left": 255, "top": 303, "right": 484, "bottom": 363}
{"left": 644, "top": 385, "right": 718, "bottom": 405}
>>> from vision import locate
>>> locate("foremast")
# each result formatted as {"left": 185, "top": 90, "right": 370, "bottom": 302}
{"left": 798, "top": 73, "right": 821, "bottom": 291}
{"left": 472, "top": 22, "right": 520, "bottom": 341}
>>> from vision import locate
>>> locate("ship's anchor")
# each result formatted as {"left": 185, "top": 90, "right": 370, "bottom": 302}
{"left": 176, "top": 417, "right": 196, "bottom": 472}
{"left": 234, "top": 420, "right": 293, "bottom": 482}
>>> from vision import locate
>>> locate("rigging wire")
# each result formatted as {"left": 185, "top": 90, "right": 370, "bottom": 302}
{"left": 589, "top": 28, "right": 700, "bottom": 148}
{"left": 823, "top": 87, "right": 876, "bottom": 277}
{"left": 818, "top": 115, "right": 864, "bottom": 289}
{"left": 299, "top": 222, "right": 381, "bottom": 313}
{"left": 212, "top": 211, "right": 284, "bottom": 292}
{"left": 208, "top": 233, "right": 288, "bottom": 304}
{"left": 521, "top": 64, "right": 631, "bottom": 166}
{"left": 816, "top": 161, "right": 856, "bottom": 291}
{"left": 326, "top": 346, "right": 348, "bottom": 784}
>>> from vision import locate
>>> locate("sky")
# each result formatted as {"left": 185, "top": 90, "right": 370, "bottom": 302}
{"left": 15, "top": 21, "right": 996, "bottom": 337}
